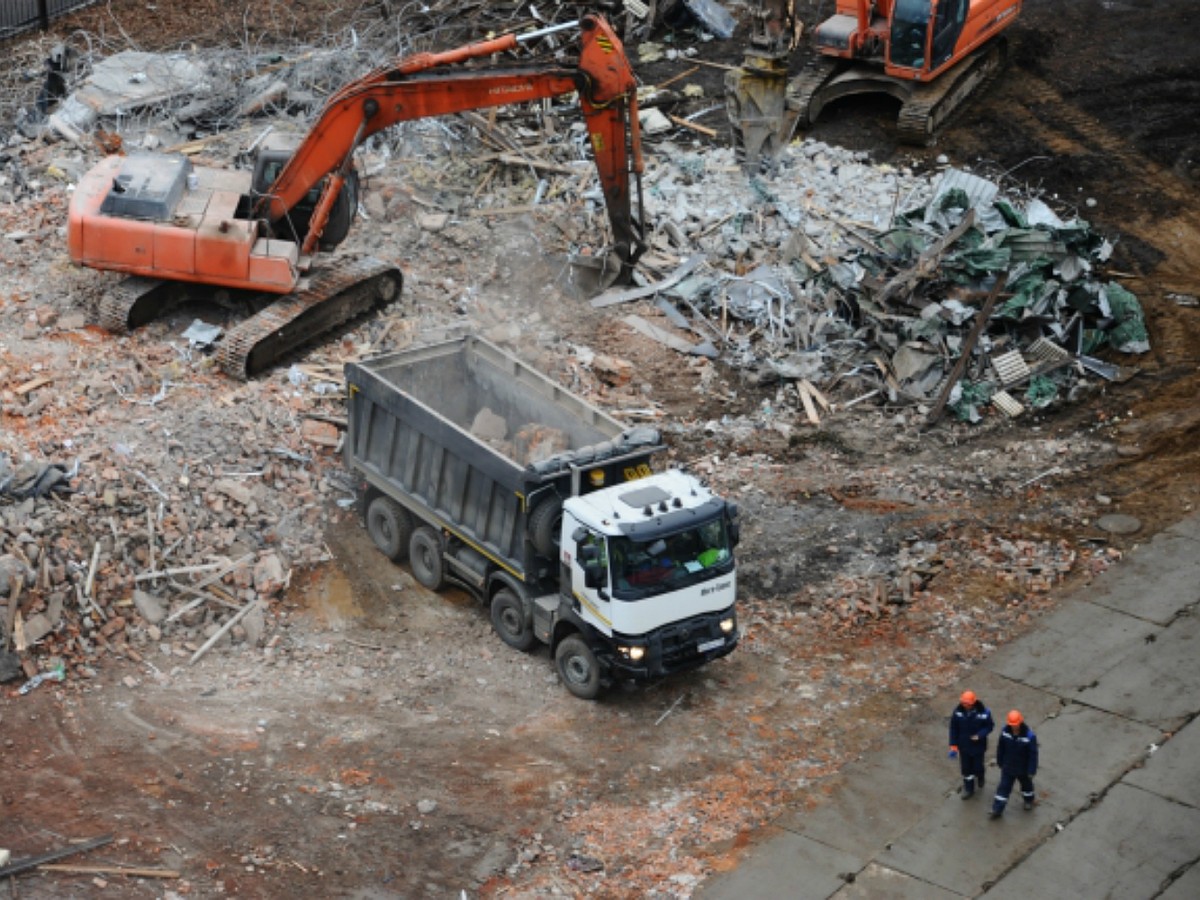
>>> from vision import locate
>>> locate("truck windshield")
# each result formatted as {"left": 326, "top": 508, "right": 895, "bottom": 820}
{"left": 608, "top": 518, "right": 733, "bottom": 600}
{"left": 890, "top": 0, "right": 931, "bottom": 69}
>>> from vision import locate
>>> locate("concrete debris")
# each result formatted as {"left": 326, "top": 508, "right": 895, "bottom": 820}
{"left": 52, "top": 51, "right": 211, "bottom": 133}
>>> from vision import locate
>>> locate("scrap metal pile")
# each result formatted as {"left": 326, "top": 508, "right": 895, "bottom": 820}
{"left": 619, "top": 142, "right": 1147, "bottom": 427}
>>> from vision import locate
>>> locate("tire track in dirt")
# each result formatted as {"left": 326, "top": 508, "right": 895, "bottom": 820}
{"left": 995, "top": 74, "right": 1200, "bottom": 298}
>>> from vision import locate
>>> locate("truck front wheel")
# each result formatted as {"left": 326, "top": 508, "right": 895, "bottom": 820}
{"left": 366, "top": 495, "right": 413, "bottom": 563}
{"left": 555, "top": 634, "right": 601, "bottom": 700}
{"left": 491, "top": 589, "right": 536, "bottom": 651}
{"left": 408, "top": 526, "right": 445, "bottom": 591}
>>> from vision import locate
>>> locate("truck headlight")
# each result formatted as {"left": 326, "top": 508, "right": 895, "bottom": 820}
{"left": 617, "top": 645, "right": 646, "bottom": 661}
{"left": 719, "top": 617, "right": 735, "bottom": 634}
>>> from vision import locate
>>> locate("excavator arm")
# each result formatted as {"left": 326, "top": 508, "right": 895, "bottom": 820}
{"left": 255, "top": 14, "right": 645, "bottom": 275}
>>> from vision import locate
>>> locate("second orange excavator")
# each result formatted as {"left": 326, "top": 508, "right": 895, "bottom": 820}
{"left": 727, "top": 0, "right": 1021, "bottom": 160}
{"left": 68, "top": 15, "right": 645, "bottom": 378}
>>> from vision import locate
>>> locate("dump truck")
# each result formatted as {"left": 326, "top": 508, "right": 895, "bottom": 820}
{"left": 344, "top": 336, "right": 741, "bottom": 699}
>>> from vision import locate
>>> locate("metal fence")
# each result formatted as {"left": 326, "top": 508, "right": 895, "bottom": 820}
{"left": 0, "top": 0, "right": 101, "bottom": 42}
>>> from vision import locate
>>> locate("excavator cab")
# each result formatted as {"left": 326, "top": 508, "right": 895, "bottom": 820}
{"left": 877, "top": 0, "right": 970, "bottom": 72}
{"left": 245, "top": 133, "right": 358, "bottom": 251}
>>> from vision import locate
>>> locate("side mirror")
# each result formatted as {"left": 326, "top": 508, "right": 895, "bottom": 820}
{"left": 583, "top": 561, "right": 607, "bottom": 590}
{"left": 578, "top": 544, "right": 599, "bottom": 563}
{"left": 728, "top": 521, "right": 740, "bottom": 548}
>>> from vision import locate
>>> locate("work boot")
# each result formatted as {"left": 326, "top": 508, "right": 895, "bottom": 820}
{"left": 1023, "top": 797, "right": 1034, "bottom": 811}
{"left": 988, "top": 807, "right": 1003, "bottom": 820}
{"left": 961, "top": 789, "right": 975, "bottom": 800}
{"left": 978, "top": 774, "right": 986, "bottom": 790}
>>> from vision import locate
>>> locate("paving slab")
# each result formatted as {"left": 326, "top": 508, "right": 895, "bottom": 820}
{"left": 829, "top": 862, "right": 965, "bottom": 899}
{"left": 776, "top": 736, "right": 947, "bottom": 854}
{"left": 1032, "top": 702, "right": 1160, "bottom": 811}
{"left": 984, "top": 782, "right": 1200, "bottom": 899}
{"left": 876, "top": 787, "right": 1059, "bottom": 893}
{"left": 1161, "top": 510, "right": 1200, "bottom": 545}
{"left": 1158, "top": 860, "right": 1200, "bottom": 900}
{"left": 1072, "top": 612, "right": 1200, "bottom": 729}
{"left": 698, "top": 827, "right": 862, "bottom": 899}
{"left": 985, "top": 601, "right": 1159, "bottom": 695}
{"left": 1122, "top": 714, "right": 1200, "bottom": 808}
{"left": 1085, "top": 528, "right": 1200, "bottom": 624}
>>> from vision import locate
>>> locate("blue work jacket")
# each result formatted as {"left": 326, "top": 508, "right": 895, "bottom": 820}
{"left": 949, "top": 701, "right": 995, "bottom": 755}
{"left": 997, "top": 724, "right": 1039, "bottom": 775}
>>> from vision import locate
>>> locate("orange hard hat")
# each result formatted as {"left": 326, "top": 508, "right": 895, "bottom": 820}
{"left": 1007, "top": 710, "right": 1024, "bottom": 727}
{"left": 960, "top": 690, "right": 976, "bottom": 706}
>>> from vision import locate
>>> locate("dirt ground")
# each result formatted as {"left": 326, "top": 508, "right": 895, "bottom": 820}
{"left": 2, "top": 1, "right": 1199, "bottom": 897}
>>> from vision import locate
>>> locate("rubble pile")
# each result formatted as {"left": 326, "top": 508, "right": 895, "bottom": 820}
{"left": 0, "top": 342, "right": 356, "bottom": 686}
{"left": 625, "top": 143, "right": 1147, "bottom": 426}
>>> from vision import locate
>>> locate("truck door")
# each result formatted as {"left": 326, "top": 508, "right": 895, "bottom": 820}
{"left": 565, "top": 518, "right": 614, "bottom": 637}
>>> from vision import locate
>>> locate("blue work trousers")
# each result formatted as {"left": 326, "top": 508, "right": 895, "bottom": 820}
{"left": 992, "top": 770, "right": 1035, "bottom": 813}
{"left": 959, "top": 751, "right": 986, "bottom": 794}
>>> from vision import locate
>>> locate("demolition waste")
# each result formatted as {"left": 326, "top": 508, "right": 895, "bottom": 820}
{"left": 0, "top": 36, "right": 1149, "bottom": 689}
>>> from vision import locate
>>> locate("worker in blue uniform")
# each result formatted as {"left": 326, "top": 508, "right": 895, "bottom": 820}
{"left": 948, "top": 689, "right": 994, "bottom": 799}
{"left": 990, "top": 709, "right": 1039, "bottom": 819}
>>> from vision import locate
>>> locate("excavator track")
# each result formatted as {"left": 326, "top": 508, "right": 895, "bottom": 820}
{"left": 896, "top": 39, "right": 1007, "bottom": 146}
{"left": 787, "top": 56, "right": 843, "bottom": 130}
{"left": 97, "top": 276, "right": 184, "bottom": 334}
{"left": 215, "top": 256, "right": 403, "bottom": 380}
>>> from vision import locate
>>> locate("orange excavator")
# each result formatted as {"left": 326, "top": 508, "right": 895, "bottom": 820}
{"left": 68, "top": 15, "right": 645, "bottom": 378}
{"left": 728, "top": 0, "right": 1021, "bottom": 160}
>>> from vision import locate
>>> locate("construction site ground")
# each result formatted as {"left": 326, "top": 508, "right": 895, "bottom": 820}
{"left": 1, "top": 1, "right": 1198, "bottom": 897}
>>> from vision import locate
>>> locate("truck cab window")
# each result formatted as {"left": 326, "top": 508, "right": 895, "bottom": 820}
{"left": 611, "top": 519, "right": 732, "bottom": 599}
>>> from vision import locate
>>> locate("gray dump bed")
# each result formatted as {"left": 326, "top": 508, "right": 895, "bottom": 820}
{"left": 345, "top": 336, "right": 660, "bottom": 573}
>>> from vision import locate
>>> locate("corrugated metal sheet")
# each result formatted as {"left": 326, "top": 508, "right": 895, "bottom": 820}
{"left": 1, "top": 1, "right": 101, "bottom": 42}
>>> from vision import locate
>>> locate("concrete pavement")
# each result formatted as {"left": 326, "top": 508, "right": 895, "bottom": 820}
{"left": 701, "top": 512, "right": 1200, "bottom": 899}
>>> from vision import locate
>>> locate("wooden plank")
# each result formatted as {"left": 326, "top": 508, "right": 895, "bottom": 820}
{"left": 876, "top": 208, "right": 977, "bottom": 309}
{"left": 494, "top": 153, "right": 581, "bottom": 175}
{"left": 924, "top": 273, "right": 1008, "bottom": 428}
{"left": 15, "top": 376, "right": 53, "bottom": 396}
{"left": 668, "top": 115, "right": 718, "bottom": 138}
{"left": 39, "top": 864, "right": 180, "bottom": 878}
{"left": 798, "top": 384, "right": 820, "bottom": 425}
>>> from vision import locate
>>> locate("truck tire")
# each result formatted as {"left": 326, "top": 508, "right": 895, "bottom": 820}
{"left": 408, "top": 526, "right": 445, "bottom": 591}
{"left": 555, "top": 634, "right": 601, "bottom": 700}
{"left": 528, "top": 497, "right": 563, "bottom": 559}
{"left": 491, "top": 589, "right": 536, "bottom": 651}
{"left": 366, "top": 495, "right": 413, "bottom": 563}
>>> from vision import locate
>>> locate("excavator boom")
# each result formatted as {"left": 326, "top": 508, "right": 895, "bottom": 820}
{"left": 259, "top": 16, "right": 644, "bottom": 262}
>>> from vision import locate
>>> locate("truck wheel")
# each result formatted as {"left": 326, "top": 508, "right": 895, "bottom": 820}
{"left": 408, "top": 526, "right": 444, "bottom": 591}
{"left": 366, "top": 495, "right": 413, "bottom": 563}
{"left": 491, "top": 589, "right": 535, "bottom": 651}
{"left": 528, "top": 497, "right": 563, "bottom": 559}
{"left": 555, "top": 634, "right": 601, "bottom": 700}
